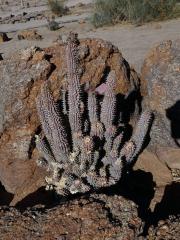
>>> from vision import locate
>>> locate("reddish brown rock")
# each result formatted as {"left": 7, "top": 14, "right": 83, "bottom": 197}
{"left": 0, "top": 47, "right": 51, "bottom": 205}
{"left": 17, "top": 29, "right": 42, "bottom": 40}
{"left": 46, "top": 38, "right": 139, "bottom": 96}
{"left": 134, "top": 150, "right": 173, "bottom": 211}
{"left": 141, "top": 39, "right": 180, "bottom": 149}
{"left": 0, "top": 38, "right": 138, "bottom": 205}
{"left": 134, "top": 150, "right": 172, "bottom": 188}
{"left": 0, "top": 195, "right": 142, "bottom": 240}
{"left": 156, "top": 147, "right": 180, "bottom": 170}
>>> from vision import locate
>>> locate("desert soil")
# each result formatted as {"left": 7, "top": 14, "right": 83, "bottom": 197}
{"left": 0, "top": 11, "right": 179, "bottom": 73}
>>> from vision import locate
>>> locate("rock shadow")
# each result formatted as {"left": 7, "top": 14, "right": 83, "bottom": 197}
{"left": 141, "top": 182, "right": 180, "bottom": 236}
{"left": 0, "top": 182, "right": 14, "bottom": 206}
{"left": 15, "top": 187, "right": 59, "bottom": 210}
{"left": 153, "top": 182, "right": 180, "bottom": 219}
{"left": 0, "top": 53, "right": 3, "bottom": 61}
{"left": 166, "top": 100, "right": 180, "bottom": 147}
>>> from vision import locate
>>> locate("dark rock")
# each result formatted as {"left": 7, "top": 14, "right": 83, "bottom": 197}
{"left": 0, "top": 32, "right": 9, "bottom": 43}
{"left": 47, "top": 20, "right": 60, "bottom": 31}
{"left": 0, "top": 195, "right": 142, "bottom": 240}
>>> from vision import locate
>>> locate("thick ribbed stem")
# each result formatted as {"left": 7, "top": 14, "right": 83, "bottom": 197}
{"left": 88, "top": 92, "right": 104, "bottom": 138}
{"left": 100, "top": 71, "right": 116, "bottom": 127}
{"left": 66, "top": 32, "right": 82, "bottom": 136}
{"left": 37, "top": 83, "right": 69, "bottom": 163}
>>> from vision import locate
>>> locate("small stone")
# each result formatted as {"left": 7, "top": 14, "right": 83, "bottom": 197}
{"left": 17, "top": 29, "right": 42, "bottom": 41}
{"left": 79, "top": 19, "right": 86, "bottom": 24}
{"left": 0, "top": 32, "right": 9, "bottom": 43}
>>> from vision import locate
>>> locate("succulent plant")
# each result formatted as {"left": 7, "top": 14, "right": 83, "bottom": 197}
{"left": 35, "top": 32, "right": 152, "bottom": 196}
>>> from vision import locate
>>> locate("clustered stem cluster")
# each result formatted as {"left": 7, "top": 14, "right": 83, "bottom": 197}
{"left": 36, "top": 32, "right": 152, "bottom": 196}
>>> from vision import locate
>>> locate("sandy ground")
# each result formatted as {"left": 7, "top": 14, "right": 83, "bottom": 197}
{"left": 0, "top": 0, "right": 92, "bottom": 17}
{"left": 66, "top": 0, "right": 92, "bottom": 7}
{"left": 0, "top": 12, "right": 90, "bottom": 32}
{"left": 0, "top": 6, "right": 48, "bottom": 18}
{"left": 80, "top": 19, "right": 180, "bottom": 72}
{"left": 0, "top": 1, "right": 179, "bottom": 73}
{"left": 1, "top": 16, "right": 179, "bottom": 73}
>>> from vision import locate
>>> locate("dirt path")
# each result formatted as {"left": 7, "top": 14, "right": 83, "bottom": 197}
{"left": 0, "top": 17, "right": 179, "bottom": 73}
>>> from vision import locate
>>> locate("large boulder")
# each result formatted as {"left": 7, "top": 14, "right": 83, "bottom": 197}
{"left": 0, "top": 46, "right": 51, "bottom": 206}
{"left": 139, "top": 39, "right": 180, "bottom": 205}
{"left": 134, "top": 40, "right": 180, "bottom": 210}
{"left": 141, "top": 39, "right": 180, "bottom": 150}
{"left": 0, "top": 39, "right": 139, "bottom": 205}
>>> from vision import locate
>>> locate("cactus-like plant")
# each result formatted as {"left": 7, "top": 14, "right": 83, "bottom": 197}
{"left": 35, "top": 32, "right": 152, "bottom": 196}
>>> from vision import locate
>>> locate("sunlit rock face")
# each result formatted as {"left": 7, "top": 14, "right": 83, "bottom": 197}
{"left": 0, "top": 38, "right": 137, "bottom": 205}
{"left": 141, "top": 39, "right": 180, "bottom": 149}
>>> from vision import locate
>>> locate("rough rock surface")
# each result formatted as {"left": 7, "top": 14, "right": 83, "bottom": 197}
{"left": 0, "top": 39, "right": 138, "bottom": 205}
{"left": 17, "top": 29, "right": 42, "bottom": 40}
{"left": 0, "top": 195, "right": 142, "bottom": 240}
{"left": 147, "top": 215, "right": 180, "bottom": 240}
{"left": 139, "top": 40, "right": 180, "bottom": 211}
{"left": 0, "top": 46, "right": 51, "bottom": 205}
{"left": 46, "top": 38, "right": 139, "bottom": 96}
{"left": 0, "top": 192, "right": 180, "bottom": 239}
{"left": 141, "top": 39, "right": 180, "bottom": 149}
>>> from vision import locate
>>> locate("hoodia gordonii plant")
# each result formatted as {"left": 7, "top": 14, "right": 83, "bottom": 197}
{"left": 35, "top": 32, "right": 152, "bottom": 196}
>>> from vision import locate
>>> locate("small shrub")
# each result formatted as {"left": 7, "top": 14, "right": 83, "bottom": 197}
{"left": 91, "top": 0, "right": 179, "bottom": 27}
{"left": 48, "top": 0, "right": 68, "bottom": 16}
{"left": 47, "top": 19, "right": 60, "bottom": 31}
{"left": 91, "top": 0, "right": 126, "bottom": 28}
{"left": 171, "top": 2, "right": 180, "bottom": 18}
